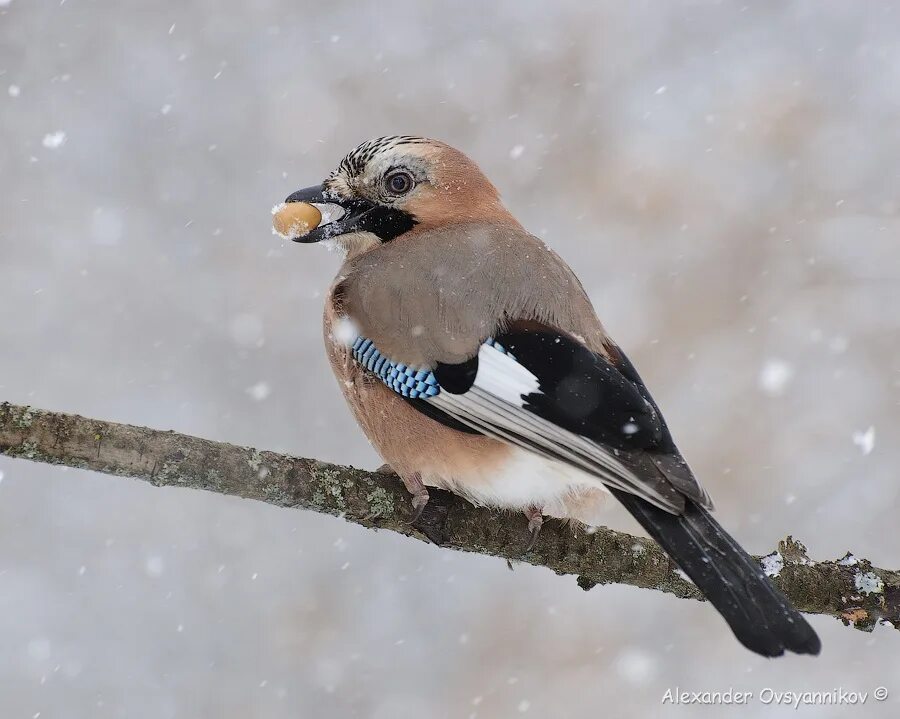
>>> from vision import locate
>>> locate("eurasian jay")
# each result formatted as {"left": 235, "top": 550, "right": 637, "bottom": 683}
{"left": 274, "top": 135, "right": 821, "bottom": 658}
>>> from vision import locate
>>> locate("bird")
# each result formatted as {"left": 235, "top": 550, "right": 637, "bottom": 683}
{"left": 275, "top": 135, "right": 821, "bottom": 658}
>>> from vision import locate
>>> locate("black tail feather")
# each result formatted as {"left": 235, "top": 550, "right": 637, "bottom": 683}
{"left": 611, "top": 489, "right": 821, "bottom": 657}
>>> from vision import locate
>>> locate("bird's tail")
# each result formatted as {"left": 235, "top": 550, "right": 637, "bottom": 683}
{"left": 611, "top": 489, "right": 821, "bottom": 657}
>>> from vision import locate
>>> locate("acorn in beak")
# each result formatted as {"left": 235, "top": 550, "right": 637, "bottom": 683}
{"left": 273, "top": 184, "right": 416, "bottom": 244}
{"left": 271, "top": 185, "right": 352, "bottom": 243}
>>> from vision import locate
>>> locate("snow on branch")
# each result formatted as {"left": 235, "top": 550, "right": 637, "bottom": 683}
{"left": 1, "top": 401, "right": 897, "bottom": 632}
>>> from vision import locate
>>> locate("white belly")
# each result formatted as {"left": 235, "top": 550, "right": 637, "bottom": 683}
{"left": 429, "top": 447, "right": 610, "bottom": 525}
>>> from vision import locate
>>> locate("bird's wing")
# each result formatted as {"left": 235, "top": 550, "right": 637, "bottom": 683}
{"left": 349, "top": 326, "right": 712, "bottom": 513}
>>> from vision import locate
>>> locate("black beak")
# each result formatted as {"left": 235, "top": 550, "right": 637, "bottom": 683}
{"left": 284, "top": 185, "right": 328, "bottom": 205}
{"left": 283, "top": 184, "right": 416, "bottom": 244}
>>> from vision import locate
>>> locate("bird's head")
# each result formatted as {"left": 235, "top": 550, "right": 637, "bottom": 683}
{"left": 275, "top": 136, "right": 519, "bottom": 256}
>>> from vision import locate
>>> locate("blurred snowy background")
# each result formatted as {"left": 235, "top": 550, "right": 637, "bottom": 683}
{"left": 1, "top": 1, "right": 899, "bottom": 717}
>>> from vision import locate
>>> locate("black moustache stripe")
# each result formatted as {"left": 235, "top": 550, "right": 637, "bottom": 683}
{"left": 355, "top": 206, "right": 417, "bottom": 242}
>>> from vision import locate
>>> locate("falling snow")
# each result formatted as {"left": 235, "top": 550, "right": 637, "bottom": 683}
{"left": 246, "top": 381, "right": 271, "bottom": 401}
{"left": 851, "top": 426, "right": 875, "bottom": 455}
{"left": 41, "top": 131, "right": 67, "bottom": 149}
{"left": 615, "top": 648, "right": 658, "bottom": 685}
{"left": 144, "top": 556, "right": 165, "bottom": 577}
{"left": 758, "top": 358, "right": 794, "bottom": 397}
{"left": 332, "top": 316, "right": 359, "bottom": 346}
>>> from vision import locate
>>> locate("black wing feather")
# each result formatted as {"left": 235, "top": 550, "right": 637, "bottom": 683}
{"left": 496, "top": 330, "right": 665, "bottom": 450}
{"left": 499, "top": 329, "right": 712, "bottom": 508}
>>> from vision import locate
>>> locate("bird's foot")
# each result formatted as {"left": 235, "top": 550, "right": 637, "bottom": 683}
{"left": 401, "top": 472, "right": 429, "bottom": 523}
{"left": 524, "top": 506, "right": 544, "bottom": 553}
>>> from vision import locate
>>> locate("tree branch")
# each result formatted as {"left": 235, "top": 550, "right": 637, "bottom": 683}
{"left": 1, "top": 401, "right": 897, "bottom": 632}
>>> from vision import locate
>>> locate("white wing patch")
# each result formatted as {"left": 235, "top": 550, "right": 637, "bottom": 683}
{"left": 474, "top": 341, "right": 540, "bottom": 404}
{"left": 427, "top": 342, "right": 681, "bottom": 512}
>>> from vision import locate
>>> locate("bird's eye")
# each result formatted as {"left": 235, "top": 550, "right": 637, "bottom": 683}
{"left": 385, "top": 170, "right": 414, "bottom": 196}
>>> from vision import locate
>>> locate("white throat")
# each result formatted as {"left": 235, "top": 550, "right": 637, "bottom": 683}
{"left": 322, "top": 231, "right": 381, "bottom": 259}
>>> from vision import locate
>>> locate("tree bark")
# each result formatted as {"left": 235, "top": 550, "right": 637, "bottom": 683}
{"left": 1, "top": 401, "right": 897, "bottom": 632}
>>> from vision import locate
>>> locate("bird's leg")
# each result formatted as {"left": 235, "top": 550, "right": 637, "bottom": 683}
{"left": 401, "top": 472, "right": 429, "bottom": 523}
{"left": 524, "top": 506, "right": 544, "bottom": 552}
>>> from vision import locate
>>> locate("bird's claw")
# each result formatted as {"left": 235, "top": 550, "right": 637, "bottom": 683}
{"left": 408, "top": 489, "right": 430, "bottom": 524}
{"left": 524, "top": 507, "right": 544, "bottom": 553}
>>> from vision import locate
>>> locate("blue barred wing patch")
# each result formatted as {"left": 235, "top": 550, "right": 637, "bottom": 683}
{"left": 351, "top": 337, "right": 440, "bottom": 398}
{"left": 350, "top": 336, "right": 514, "bottom": 399}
